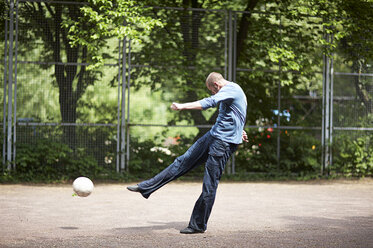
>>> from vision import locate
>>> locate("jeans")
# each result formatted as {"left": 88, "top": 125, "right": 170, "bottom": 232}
{"left": 137, "top": 131, "right": 237, "bottom": 231}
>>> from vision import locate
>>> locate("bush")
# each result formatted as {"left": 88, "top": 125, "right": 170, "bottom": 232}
{"left": 5, "top": 139, "right": 103, "bottom": 182}
{"left": 333, "top": 133, "right": 373, "bottom": 177}
{"left": 235, "top": 129, "right": 321, "bottom": 175}
{"left": 130, "top": 130, "right": 322, "bottom": 179}
{"left": 128, "top": 135, "right": 204, "bottom": 179}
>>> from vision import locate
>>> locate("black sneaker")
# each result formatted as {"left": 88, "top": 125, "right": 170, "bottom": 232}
{"left": 127, "top": 185, "right": 140, "bottom": 192}
{"left": 180, "top": 227, "right": 205, "bottom": 234}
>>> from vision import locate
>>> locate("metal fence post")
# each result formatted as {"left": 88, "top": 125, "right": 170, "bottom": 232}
{"left": 116, "top": 40, "right": 121, "bottom": 172}
{"left": 121, "top": 38, "right": 127, "bottom": 171}
{"left": 322, "top": 32, "right": 332, "bottom": 175}
{"left": 324, "top": 51, "right": 330, "bottom": 170}
{"left": 228, "top": 10, "right": 233, "bottom": 82}
{"left": 232, "top": 11, "right": 237, "bottom": 174}
{"left": 277, "top": 14, "right": 282, "bottom": 168}
{"left": 226, "top": 10, "right": 232, "bottom": 175}
{"left": 233, "top": 12, "right": 237, "bottom": 84}
{"left": 329, "top": 34, "right": 334, "bottom": 170}
{"left": 224, "top": 10, "right": 228, "bottom": 79}
{"left": 321, "top": 33, "right": 326, "bottom": 175}
{"left": 226, "top": 10, "right": 237, "bottom": 174}
{"left": 277, "top": 81, "right": 281, "bottom": 168}
{"left": 13, "top": 0, "right": 19, "bottom": 167}
{"left": 3, "top": 4, "right": 9, "bottom": 170}
{"left": 126, "top": 39, "right": 131, "bottom": 172}
{"left": 7, "top": 0, "right": 15, "bottom": 170}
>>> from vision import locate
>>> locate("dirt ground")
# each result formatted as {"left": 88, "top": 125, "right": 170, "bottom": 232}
{"left": 0, "top": 180, "right": 373, "bottom": 248}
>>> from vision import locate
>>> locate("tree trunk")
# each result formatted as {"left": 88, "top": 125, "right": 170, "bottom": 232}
{"left": 236, "top": 0, "right": 260, "bottom": 62}
{"left": 53, "top": 5, "right": 77, "bottom": 148}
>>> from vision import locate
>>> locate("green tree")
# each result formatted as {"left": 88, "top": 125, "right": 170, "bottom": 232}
{"left": 63, "top": 0, "right": 373, "bottom": 132}
{"left": 64, "top": 0, "right": 163, "bottom": 70}
{"left": 18, "top": 0, "right": 162, "bottom": 148}
{"left": 279, "top": 0, "right": 373, "bottom": 116}
{"left": 131, "top": 0, "right": 324, "bottom": 128}
{"left": 19, "top": 1, "right": 97, "bottom": 147}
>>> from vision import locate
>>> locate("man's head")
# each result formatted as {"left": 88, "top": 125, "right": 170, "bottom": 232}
{"left": 205, "top": 72, "right": 228, "bottom": 94}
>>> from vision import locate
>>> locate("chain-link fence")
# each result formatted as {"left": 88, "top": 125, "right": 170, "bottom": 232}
{"left": 2, "top": 0, "right": 121, "bottom": 174}
{"left": 2, "top": 1, "right": 372, "bottom": 178}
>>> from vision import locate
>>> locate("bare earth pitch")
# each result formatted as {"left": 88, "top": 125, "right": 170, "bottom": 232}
{"left": 0, "top": 180, "right": 372, "bottom": 248}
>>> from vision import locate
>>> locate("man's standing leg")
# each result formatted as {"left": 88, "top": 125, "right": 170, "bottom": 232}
{"left": 182, "top": 138, "right": 237, "bottom": 233}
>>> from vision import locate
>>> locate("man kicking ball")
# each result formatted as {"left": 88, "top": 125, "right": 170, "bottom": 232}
{"left": 127, "top": 72, "right": 248, "bottom": 234}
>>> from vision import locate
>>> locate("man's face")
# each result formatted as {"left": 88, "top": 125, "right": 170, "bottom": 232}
{"left": 206, "top": 82, "right": 219, "bottom": 95}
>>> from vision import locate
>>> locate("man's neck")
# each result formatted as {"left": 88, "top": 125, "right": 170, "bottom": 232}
{"left": 220, "top": 80, "right": 229, "bottom": 87}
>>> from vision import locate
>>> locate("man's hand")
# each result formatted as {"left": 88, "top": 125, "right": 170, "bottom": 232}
{"left": 171, "top": 101, "right": 202, "bottom": 110}
{"left": 171, "top": 102, "right": 183, "bottom": 111}
{"left": 242, "top": 130, "right": 248, "bottom": 143}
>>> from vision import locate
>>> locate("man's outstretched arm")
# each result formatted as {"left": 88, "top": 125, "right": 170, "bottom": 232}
{"left": 171, "top": 101, "right": 202, "bottom": 110}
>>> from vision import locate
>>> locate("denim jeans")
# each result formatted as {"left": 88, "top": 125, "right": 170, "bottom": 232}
{"left": 138, "top": 131, "right": 237, "bottom": 232}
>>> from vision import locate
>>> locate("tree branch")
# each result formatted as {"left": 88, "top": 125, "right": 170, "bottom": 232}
{"left": 35, "top": 3, "right": 55, "bottom": 55}
{"left": 44, "top": 2, "right": 55, "bottom": 18}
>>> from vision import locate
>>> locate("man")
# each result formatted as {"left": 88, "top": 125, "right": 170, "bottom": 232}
{"left": 127, "top": 72, "right": 248, "bottom": 234}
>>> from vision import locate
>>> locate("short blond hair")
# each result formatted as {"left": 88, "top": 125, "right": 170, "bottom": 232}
{"left": 206, "top": 72, "right": 224, "bottom": 86}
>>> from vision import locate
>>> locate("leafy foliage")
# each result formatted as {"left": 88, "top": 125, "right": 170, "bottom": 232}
{"left": 128, "top": 135, "right": 204, "bottom": 179}
{"left": 235, "top": 128, "right": 320, "bottom": 175}
{"left": 333, "top": 133, "right": 373, "bottom": 177}
{"left": 0, "top": 1, "right": 7, "bottom": 35}
{"left": 8, "top": 139, "right": 103, "bottom": 182}
{"left": 63, "top": 0, "right": 163, "bottom": 70}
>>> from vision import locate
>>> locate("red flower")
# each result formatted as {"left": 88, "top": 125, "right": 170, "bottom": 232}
{"left": 267, "top": 135, "right": 271, "bottom": 139}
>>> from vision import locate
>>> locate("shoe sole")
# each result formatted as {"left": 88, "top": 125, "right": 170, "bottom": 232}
{"left": 180, "top": 229, "right": 205, "bottom": 234}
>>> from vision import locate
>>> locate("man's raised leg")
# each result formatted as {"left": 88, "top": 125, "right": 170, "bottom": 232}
{"left": 127, "top": 132, "right": 212, "bottom": 199}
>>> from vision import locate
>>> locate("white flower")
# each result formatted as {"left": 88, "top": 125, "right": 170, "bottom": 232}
{"left": 150, "top": 146, "right": 171, "bottom": 155}
{"left": 105, "top": 156, "right": 113, "bottom": 164}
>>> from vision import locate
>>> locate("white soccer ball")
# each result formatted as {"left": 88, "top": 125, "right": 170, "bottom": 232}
{"left": 73, "top": 177, "right": 94, "bottom": 197}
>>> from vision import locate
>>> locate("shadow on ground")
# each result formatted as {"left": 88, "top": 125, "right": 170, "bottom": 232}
{"left": 112, "top": 221, "right": 186, "bottom": 234}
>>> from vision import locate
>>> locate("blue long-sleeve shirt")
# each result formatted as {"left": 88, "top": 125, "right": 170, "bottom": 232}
{"left": 199, "top": 82, "right": 247, "bottom": 144}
